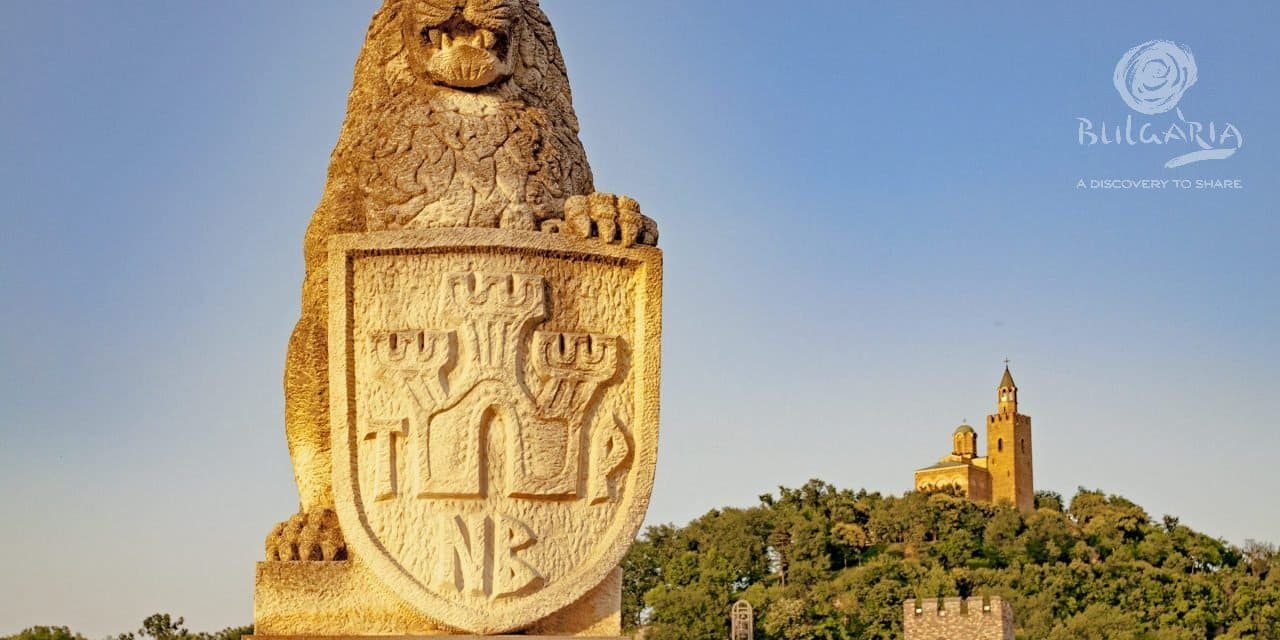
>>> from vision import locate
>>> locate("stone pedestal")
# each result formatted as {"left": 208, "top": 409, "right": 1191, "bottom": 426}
{"left": 250, "top": 637, "right": 624, "bottom": 639}
{"left": 254, "top": 558, "right": 623, "bottom": 637}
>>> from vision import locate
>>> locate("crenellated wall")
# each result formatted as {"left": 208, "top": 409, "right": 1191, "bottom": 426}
{"left": 902, "top": 596, "right": 1013, "bottom": 640}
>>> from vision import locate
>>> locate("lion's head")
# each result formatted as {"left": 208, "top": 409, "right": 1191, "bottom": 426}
{"left": 407, "top": 0, "right": 519, "bottom": 89}
{"left": 348, "top": 0, "right": 578, "bottom": 118}
{"left": 328, "top": 0, "right": 593, "bottom": 231}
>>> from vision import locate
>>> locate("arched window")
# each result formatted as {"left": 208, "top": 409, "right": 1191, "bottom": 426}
{"left": 1020, "top": 439, "right": 1026, "bottom": 453}
{"left": 997, "top": 438, "right": 1004, "bottom": 452}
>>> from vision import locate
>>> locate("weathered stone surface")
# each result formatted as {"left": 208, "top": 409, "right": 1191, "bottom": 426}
{"left": 326, "top": 229, "right": 659, "bottom": 634}
{"left": 902, "top": 597, "right": 1014, "bottom": 640}
{"left": 259, "top": 0, "right": 661, "bottom": 636}
{"left": 250, "top": 637, "right": 622, "bottom": 640}
{"left": 730, "top": 600, "right": 753, "bottom": 640}
{"left": 253, "top": 560, "right": 623, "bottom": 636}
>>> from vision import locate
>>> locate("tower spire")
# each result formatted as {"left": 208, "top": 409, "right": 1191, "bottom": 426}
{"left": 1000, "top": 364, "right": 1016, "bottom": 390}
{"left": 997, "top": 362, "right": 1017, "bottom": 411}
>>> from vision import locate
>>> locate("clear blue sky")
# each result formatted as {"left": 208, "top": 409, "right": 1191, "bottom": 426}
{"left": 1, "top": 1, "right": 1277, "bottom": 636}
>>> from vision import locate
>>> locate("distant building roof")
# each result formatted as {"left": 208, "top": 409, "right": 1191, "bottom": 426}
{"left": 918, "top": 460, "right": 967, "bottom": 471}
{"left": 999, "top": 365, "right": 1016, "bottom": 389}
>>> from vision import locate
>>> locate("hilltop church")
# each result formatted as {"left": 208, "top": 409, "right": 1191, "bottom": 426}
{"left": 913, "top": 366, "right": 1034, "bottom": 512}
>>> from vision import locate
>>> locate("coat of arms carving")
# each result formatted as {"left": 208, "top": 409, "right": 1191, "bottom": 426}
{"left": 327, "top": 228, "right": 661, "bottom": 633}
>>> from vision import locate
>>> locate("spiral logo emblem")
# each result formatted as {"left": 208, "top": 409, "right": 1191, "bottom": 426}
{"left": 1113, "top": 40, "right": 1198, "bottom": 115}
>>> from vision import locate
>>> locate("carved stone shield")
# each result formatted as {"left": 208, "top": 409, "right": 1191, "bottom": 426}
{"left": 327, "top": 228, "right": 661, "bottom": 634}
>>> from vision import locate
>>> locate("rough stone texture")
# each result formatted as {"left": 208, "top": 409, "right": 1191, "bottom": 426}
{"left": 254, "top": 560, "right": 622, "bottom": 636}
{"left": 730, "top": 600, "right": 753, "bottom": 640}
{"left": 249, "top": 637, "right": 621, "bottom": 640}
{"left": 250, "top": 637, "right": 620, "bottom": 640}
{"left": 323, "top": 230, "right": 659, "bottom": 634}
{"left": 902, "top": 597, "right": 1014, "bottom": 640}
{"left": 257, "top": 231, "right": 659, "bottom": 636}
{"left": 260, "top": 0, "right": 661, "bottom": 636}
{"left": 912, "top": 367, "right": 1033, "bottom": 513}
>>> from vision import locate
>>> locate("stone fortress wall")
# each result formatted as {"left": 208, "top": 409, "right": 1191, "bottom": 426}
{"left": 902, "top": 596, "right": 1014, "bottom": 640}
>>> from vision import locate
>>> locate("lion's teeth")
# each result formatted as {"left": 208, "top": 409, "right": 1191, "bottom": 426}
{"left": 428, "top": 29, "right": 443, "bottom": 46}
{"left": 479, "top": 29, "right": 496, "bottom": 49}
{"left": 441, "top": 32, "right": 453, "bottom": 48}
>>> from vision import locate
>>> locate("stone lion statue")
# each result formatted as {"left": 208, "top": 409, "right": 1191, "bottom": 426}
{"left": 267, "top": 0, "right": 657, "bottom": 560}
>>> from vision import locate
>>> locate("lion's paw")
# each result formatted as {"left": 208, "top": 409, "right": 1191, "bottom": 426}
{"left": 265, "top": 508, "right": 347, "bottom": 561}
{"left": 543, "top": 193, "right": 658, "bottom": 247}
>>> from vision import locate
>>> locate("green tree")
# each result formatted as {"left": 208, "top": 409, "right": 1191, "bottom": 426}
{"left": 1045, "top": 603, "right": 1144, "bottom": 640}
{"left": 4, "top": 627, "right": 87, "bottom": 640}
{"left": 1036, "top": 490, "right": 1066, "bottom": 512}
{"left": 623, "top": 481, "right": 1280, "bottom": 639}
{"left": 109, "top": 615, "right": 250, "bottom": 640}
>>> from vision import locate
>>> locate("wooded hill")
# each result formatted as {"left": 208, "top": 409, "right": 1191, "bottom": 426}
{"left": 621, "top": 480, "right": 1280, "bottom": 640}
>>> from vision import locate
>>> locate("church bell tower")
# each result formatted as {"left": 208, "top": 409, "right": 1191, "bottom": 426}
{"left": 986, "top": 364, "right": 1033, "bottom": 512}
